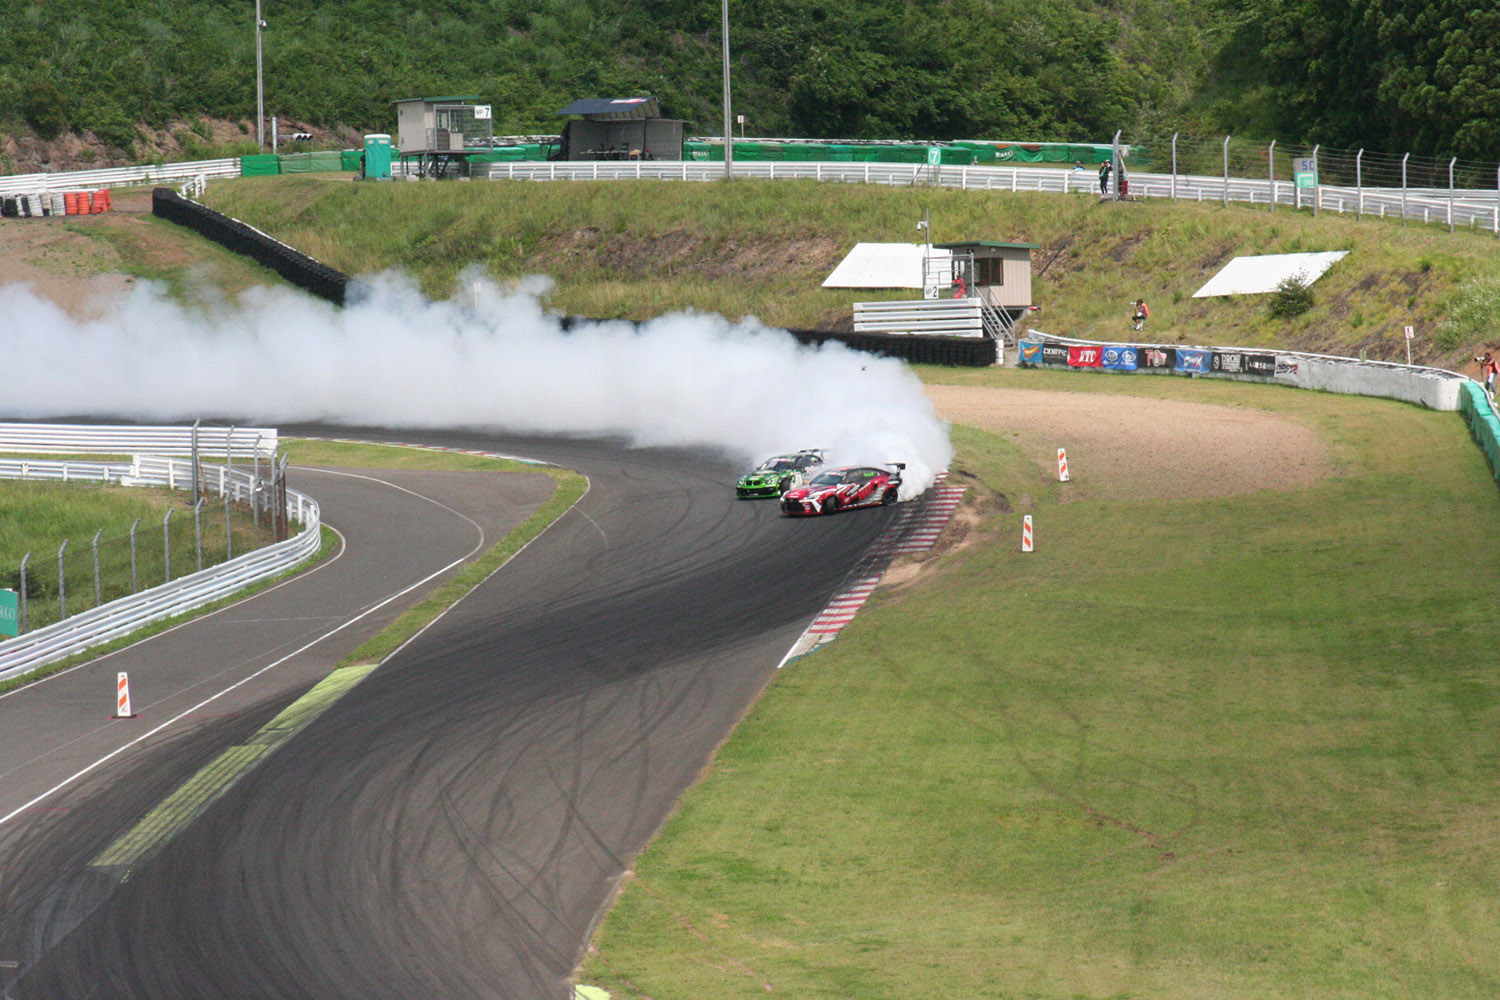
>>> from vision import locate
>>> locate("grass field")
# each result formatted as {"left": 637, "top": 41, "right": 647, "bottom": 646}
{"left": 578, "top": 370, "right": 1500, "bottom": 999}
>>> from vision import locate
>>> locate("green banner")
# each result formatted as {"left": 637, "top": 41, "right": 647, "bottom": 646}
{"left": 0, "top": 589, "right": 17, "bottom": 637}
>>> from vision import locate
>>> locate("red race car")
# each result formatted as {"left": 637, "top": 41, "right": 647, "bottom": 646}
{"left": 780, "top": 464, "right": 903, "bottom": 516}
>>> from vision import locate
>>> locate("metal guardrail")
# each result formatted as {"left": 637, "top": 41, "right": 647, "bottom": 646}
{"left": 487, "top": 160, "right": 1500, "bottom": 234}
{"left": 0, "top": 450, "right": 318, "bottom": 683}
{"left": 0, "top": 423, "right": 276, "bottom": 459}
{"left": 0, "top": 158, "right": 240, "bottom": 197}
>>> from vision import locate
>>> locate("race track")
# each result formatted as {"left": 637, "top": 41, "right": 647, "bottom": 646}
{"left": 0, "top": 427, "right": 897, "bottom": 999}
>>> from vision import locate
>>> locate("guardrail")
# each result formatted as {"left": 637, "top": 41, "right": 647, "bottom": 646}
{"left": 487, "top": 160, "right": 1500, "bottom": 234}
{"left": 0, "top": 443, "right": 318, "bottom": 683}
{"left": 0, "top": 158, "right": 240, "bottom": 197}
{"left": 0, "top": 422, "right": 276, "bottom": 459}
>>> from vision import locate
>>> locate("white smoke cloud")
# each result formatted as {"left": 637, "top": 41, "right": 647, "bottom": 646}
{"left": 2, "top": 270, "right": 951, "bottom": 496}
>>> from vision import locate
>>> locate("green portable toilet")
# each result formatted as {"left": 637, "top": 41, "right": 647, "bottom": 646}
{"left": 363, "top": 134, "right": 392, "bottom": 180}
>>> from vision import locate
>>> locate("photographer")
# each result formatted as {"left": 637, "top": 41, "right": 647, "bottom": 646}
{"left": 1476, "top": 351, "right": 1497, "bottom": 399}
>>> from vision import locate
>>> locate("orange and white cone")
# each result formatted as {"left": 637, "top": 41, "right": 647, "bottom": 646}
{"left": 1022, "top": 514, "right": 1034, "bottom": 553}
{"left": 115, "top": 671, "right": 136, "bottom": 718}
{"left": 1057, "top": 448, "right": 1070, "bottom": 482}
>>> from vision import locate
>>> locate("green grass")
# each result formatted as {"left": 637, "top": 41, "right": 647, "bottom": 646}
{"left": 203, "top": 175, "right": 1500, "bottom": 369}
{"left": 578, "top": 371, "right": 1500, "bottom": 1000}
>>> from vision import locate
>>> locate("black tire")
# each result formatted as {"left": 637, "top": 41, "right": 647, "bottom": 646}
{"left": 882, "top": 487, "right": 898, "bottom": 505}
{"left": 823, "top": 496, "right": 839, "bottom": 515}
{"left": 779, "top": 476, "right": 792, "bottom": 494}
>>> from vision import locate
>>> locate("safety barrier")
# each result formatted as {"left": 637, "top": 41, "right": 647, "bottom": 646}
{"left": 0, "top": 429, "right": 318, "bottom": 683}
{"left": 152, "top": 187, "right": 355, "bottom": 306}
{"left": 784, "top": 328, "right": 996, "bottom": 367}
{"left": 1458, "top": 382, "right": 1500, "bottom": 480}
{"left": 0, "top": 422, "right": 276, "bottom": 459}
{"left": 853, "top": 299, "right": 985, "bottom": 337}
{"left": 1016, "top": 332, "right": 1470, "bottom": 411}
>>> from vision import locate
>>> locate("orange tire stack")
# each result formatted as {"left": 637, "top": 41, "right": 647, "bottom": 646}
{"left": 91, "top": 189, "right": 108, "bottom": 213}
{"left": 64, "top": 191, "right": 79, "bottom": 215}
{"left": 77, "top": 191, "right": 93, "bottom": 214}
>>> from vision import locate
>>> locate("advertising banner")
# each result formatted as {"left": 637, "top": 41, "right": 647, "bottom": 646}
{"left": 1244, "top": 354, "right": 1277, "bottom": 376}
{"left": 0, "top": 589, "right": 16, "bottom": 637}
{"left": 1068, "top": 345, "right": 1103, "bottom": 367}
{"left": 1212, "top": 351, "right": 1247, "bottom": 374}
{"left": 1139, "top": 347, "right": 1175, "bottom": 369}
{"left": 1102, "top": 346, "right": 1139, "bottom": 370}
{"left": 1042, "top": 344, "right": 1070, "bottom": 366}
{"left": 1175, "top": 349, "right": 1211, "bottom": 374}
{"left": 1018, "top": 341, "right": 1044, "bottom": 366}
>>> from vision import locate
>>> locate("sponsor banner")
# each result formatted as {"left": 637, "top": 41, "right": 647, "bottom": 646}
{"left": 1244, "top": 353, "right": 1277, "bottom": 376}
{"left": 1042, "top": 344, "right": 1070, "bottom": 366}
{"left": 1275, "top": 359, "right": 1299, "bottom": 376}
{"left": 1139, "top": 347, "right": 1175, "bottom": 369}
{"left": 1176, "top": 349, "right": 1211, "bottom": 374}
{"left": 1018, "top": 341, "right": 1044, "bottom": 365}
{"left": 1212, "top": 351, "right": 1247, "bottom": 374}
{"left": 1068, "top": 345, "right": 1103, "bottom": 367}
{"left": 1102, "top": 346, "right": 1139, "bottom": 370}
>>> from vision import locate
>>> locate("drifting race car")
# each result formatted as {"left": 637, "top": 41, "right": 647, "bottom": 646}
{"left": 736, "top": 449, "right": 825, "bottom": 498}
{"left": 780, "top": 464, "right": 903, "bottom": 516}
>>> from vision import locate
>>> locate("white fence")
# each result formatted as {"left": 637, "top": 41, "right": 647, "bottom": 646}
{"left": 0, "top": 158, "right": 240, "bottom": 197}
{"left": 0, "top": 430, "right": 318, "bottom": 682}
{"left": 486, "top": 160, "right": 1500, "bottom": 234}
{"left": 853, "top": 298, "right": 986, "bottom": 337}
{"left": 0, "top": 422, "right": 276, "bottom": 459}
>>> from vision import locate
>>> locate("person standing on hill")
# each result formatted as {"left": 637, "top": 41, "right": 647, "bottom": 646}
{"left": 1476, "top": 351, "right": 1498, "bottom": 399}
{"left": 1098, "top": 160, "right": 1112, "bottom": 196}
{"left": 1130, "top": 298, "right": 1149, "bottom": 331}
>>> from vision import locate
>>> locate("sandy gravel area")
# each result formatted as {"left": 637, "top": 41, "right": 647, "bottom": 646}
{"left": 928, "top": 384, "right": 1333, "bottom": 500}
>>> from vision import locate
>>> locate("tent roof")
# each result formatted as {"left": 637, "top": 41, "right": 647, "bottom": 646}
{"left": 556, "top": 96, "right": 660, "bottom": 119}
{"left": 932, "top": 240, "right": 1040, "bottom": 251}
{"left": 392, "top": 96, "right": 485, "bottom": 105}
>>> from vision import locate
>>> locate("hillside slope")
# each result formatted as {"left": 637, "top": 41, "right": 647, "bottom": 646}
{"left": 202, "top": 175, "right": 1500, "bottom": 373}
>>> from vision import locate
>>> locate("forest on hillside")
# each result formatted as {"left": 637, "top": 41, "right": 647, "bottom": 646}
{"left": 0, "top": 0, "right": 1496, "bottom": 163}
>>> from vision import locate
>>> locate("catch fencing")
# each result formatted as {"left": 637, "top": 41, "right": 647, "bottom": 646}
{"left": 0, "top": 427, "right": 318, "bottom": 682}
{"left": 0, "top": 158, "right": 239, "bottom": 198}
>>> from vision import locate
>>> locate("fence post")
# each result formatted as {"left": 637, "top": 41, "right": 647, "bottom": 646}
{"left": 226, "top": 431, "right": 234, "bottom": 560}
{"left": 1112, "top": 130, "right": 1122, "bottom": 200}
{"left": 1356, "top": 149, "right": 1363, "bottom": 219}
{"left": 194, "top": 498, "right": 204, "bottom": 571}
{"left": 57, "top": 539, "right": 68, "bottom": 620}
{"left": 1448, "top": 157, "right": 1456, "bottom": 233}
{"left": 163, "top": 508, "right": 173, "bottom": 583}
{"left": 129, "top": 517, "right": 140, "bottom": 593}
{"left": 19, "top": 552, "right": 29, "bottom": 632}
{"left": 1268, "top": 139, "right": 1276, "bottom": 211}
{"left": 191, "top": 418, "right": 201, "bottom": 502}
{"left": 1222, "top": 135, "right": 1231, "bottom": 207}
{"left": 1312, "top": 144, "right": 1320, "bottom": 217}
{"left": 1171, "top": 133, "right": 1178, "bottom": 200}
{"left": 92, "top": 529, "right": 102, "bottom": 607}
{"left": 1401, "top": 152, "right": 1409, "bottom": 226}
{"left": 252, "top": 436, "right": 262, "bottom": 547}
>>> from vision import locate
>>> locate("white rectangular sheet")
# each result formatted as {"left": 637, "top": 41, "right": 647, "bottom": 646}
{"left": 822, "top": 242, "right": 952, "bottom": 289}
{"left": 1193, "top": 251, "right": 1348, "bottom": 297}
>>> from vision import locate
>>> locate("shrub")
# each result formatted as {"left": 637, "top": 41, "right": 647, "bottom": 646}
{"left": 1434, "top": 278, "right": 1500, "bottom": 350}
{"left": 1268, "top": 273, "right": 1314, "bottom": 318}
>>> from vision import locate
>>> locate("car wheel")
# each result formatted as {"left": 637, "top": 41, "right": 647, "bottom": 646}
{"left": 882, "top": 487, "right": 898, "bottom": 505}
{"left": 824, "top": 496, "right": 839, "bottom": 515}
{"left": 779, "top": 476, "right": 792, "bottom": 494}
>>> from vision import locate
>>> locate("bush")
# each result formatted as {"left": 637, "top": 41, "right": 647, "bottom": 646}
{"left": 1434, "top": 279, "right": 1500, "bottom": 351}
{"left": 1268, "top": 273, "right": 1315, "bottom": 318}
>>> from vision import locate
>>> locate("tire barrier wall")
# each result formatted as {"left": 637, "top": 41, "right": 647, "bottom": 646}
{"left": 1458, "top": 381, "right": 1500, "bottom": 481}
{"left": 786, "top": 328, "right": 996, "bottom": 367}
{"left": 151, "top": 187, "right": 355, "bottom": 306}
{"left": 0, "top": 190, "right": 111, "bottom": 218}
{"left": 1017, "top": 332, "right": 1466, "bottom": 411}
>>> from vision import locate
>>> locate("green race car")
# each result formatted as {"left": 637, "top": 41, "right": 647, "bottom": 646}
{"left": 735, "top": 449, "right": 825, "bottom": 498}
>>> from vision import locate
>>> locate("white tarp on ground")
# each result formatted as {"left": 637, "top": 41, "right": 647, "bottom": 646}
{"left": 1193, "top": 251, "right": 1349, "bottom": 298}
{"left": 822, "top": 243, "right": 952, "bottom": 289}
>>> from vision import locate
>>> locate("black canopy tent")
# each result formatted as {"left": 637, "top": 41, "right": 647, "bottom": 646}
{"left": 554, "top": 96, "right": 685, "bottom": 162}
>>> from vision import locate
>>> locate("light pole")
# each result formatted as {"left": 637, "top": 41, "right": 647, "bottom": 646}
{"left": 721, "top": 0, "right": 732, "bottom": 179}
{"left": 255, "top": 0, "right": 266, "bottom": 150}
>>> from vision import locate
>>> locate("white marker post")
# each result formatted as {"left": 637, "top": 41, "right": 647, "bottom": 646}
{"left": 1021, "top": 515, "right": 1034, "bottom": 552}
{"left": 1404, "top": 325, "right": 1414, "bottom": 366}
{"left": 1057, "top": 448, "right": 1070, "bottom": 482}
{"left": 115, "top": 672, "right": 135, "bottom": 719}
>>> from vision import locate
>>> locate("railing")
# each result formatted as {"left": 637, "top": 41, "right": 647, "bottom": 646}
{"left": 0, "top": 433, "right": 317, "bottom": 683}
{"left": 486, "top": 160, "right": 1500, "bottom": 235}
{"left": 0, "top": 158, "right": 240, "bottom": 197}
{"left": 0, "top": 422, "right": 276, "bottom": 459}
{"left": 853, "top": 298, "right": 985, "bottom": 337}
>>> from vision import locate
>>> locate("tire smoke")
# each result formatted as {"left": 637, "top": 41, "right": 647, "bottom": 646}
{"left": 2, "top": 270, "right": 951, "bottom": 495}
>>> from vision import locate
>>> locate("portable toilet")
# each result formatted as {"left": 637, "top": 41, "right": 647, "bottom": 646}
{"left": 362, "top": 134, "right": 392, "bottom": 180}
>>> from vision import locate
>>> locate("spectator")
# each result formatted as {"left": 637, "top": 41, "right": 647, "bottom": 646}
{"left": 1130, "top": 299, "right": 1149, "bottom": 331}
{"left": 1098, "top": 160, "right": 1112, "bottom": 196}
{"left": 1476, "top": 351, "right": 1498, "bottom": 399}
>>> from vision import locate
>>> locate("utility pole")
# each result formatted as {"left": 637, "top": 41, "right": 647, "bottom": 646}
{"left": 255, "top": 0, "right": 266, "bottom": 150}
{"left": 721, "top": 0, "right": 732, "bottom": 180}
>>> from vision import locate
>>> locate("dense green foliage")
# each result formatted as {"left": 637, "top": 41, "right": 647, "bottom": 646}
{"left": 4, "top": 0, "right": 1489, "bottom": 163}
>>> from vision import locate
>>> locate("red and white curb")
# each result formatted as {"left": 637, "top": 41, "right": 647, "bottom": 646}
{"left": 780, "top": 474, "right": 965, "bottom": 666}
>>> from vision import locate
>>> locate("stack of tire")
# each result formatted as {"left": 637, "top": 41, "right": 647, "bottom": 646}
{"left": 0, "top": 190, "right": 111, "bottom": 218}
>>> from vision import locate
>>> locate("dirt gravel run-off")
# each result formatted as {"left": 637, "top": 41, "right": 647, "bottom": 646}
{"left": 927, "top": 384, "right": 1334, "bottom": 500}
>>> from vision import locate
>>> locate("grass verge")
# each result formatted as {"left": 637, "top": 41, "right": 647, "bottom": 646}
{"left": 578, "top": 373, "right": 1500, "bottom": 1000}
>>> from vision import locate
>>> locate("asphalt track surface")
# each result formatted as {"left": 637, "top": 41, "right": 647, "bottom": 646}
{"left": 0, "top": 427, "right": 896, "bottom": 999}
